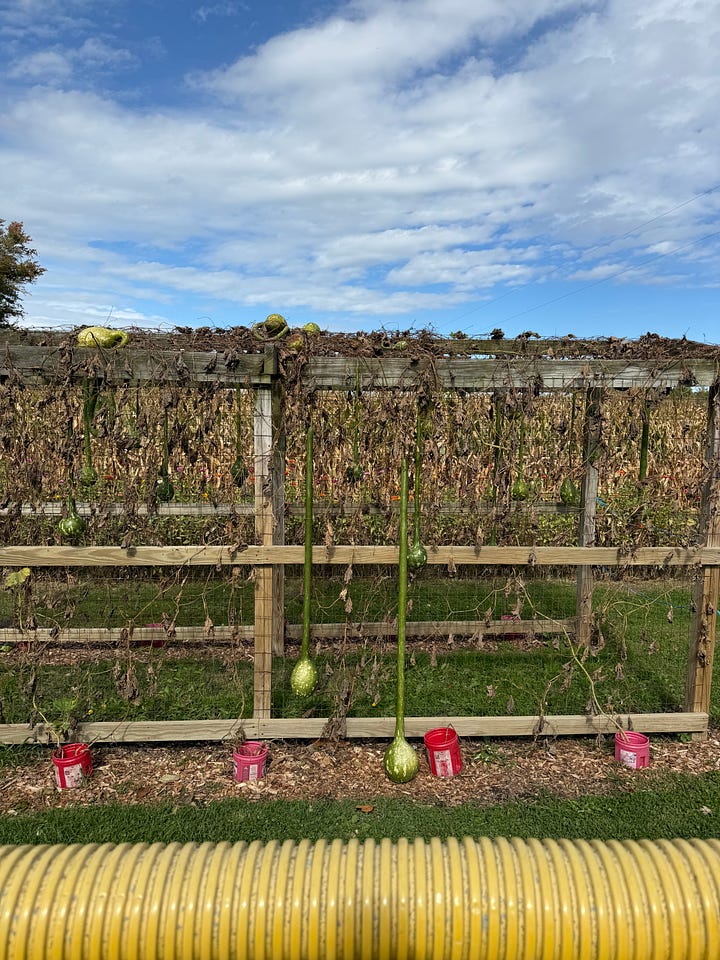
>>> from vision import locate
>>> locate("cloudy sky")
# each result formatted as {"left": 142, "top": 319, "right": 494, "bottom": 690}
{"left": 1, "top": 0, "right": 719, "bottom": 338}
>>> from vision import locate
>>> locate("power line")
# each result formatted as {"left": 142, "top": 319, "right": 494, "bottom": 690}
{"left": 497, "top": 226, "right": 720, "bottom": 325}
{"left": 455, "top": 183, "right": 719, "bottom": 333}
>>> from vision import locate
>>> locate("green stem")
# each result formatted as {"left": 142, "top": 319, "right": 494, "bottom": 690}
{"left": 413, "top": 408, "right": 422, "bottom": 544}
{"left": 352, "top": 365, "right": 360, "bottom": 466}
{"left": 639, "top": 403, "right": 649, "bottom": 481}
{"left": 302, "top": 425, "right": 313, "bottom": 659}
{"left": 395, "top": 455, "right": 409, "bottom": 739}
{"left": 82, "top": 379, "right": 97, "bottom": 476}
{"left": 492, "top": 394, "right": 504, "bottom": 490}
{"left": 235, "top": 387, "right": 243, "bottom": 457}
{"left": 161, "top": 410, "right": 169, "bottom": 477}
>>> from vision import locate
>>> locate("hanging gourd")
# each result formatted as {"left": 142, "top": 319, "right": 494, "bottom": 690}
{"left": 345, "top": 366, "right": 364, "bottom": 484}
{"left": 290, "top": 424, "right": 319, "bottom": 697}
{"left": 155, "top": 409, "right": 175, "bottom": 502}
{"left": 407, "top": 405, "right": 427, "bottom": 572}
{"left": 383, "top": 456, "right": 419, "bottom": 784}
{"left": 76, "top": 326, "right": 127, "bottom": 487}
{"left": 230, "top": 386, "right": 249, "bottom": 487}
{"left": 57, "top": 495, "right": 86, "bottom": 540}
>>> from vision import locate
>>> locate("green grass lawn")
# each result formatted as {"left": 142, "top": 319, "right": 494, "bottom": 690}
{"left": 0, "top": 574, "right": 710, "bottom": 729}
{"left": 2, "top": 772, "right": 720, "bottom": 846}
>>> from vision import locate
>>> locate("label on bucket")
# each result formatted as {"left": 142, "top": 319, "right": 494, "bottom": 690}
{"left": 56, "top": 762, "right": 83, "bottom": 789}
{"left": 434, "top": 749, "right": 454, "bottom": 777}
{"left": 619, "top": 749, "right": 638, "bottom": 769}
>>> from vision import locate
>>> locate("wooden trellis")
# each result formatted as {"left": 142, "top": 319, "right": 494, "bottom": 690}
{"left": 1, "top": 333, "right": 719, "bottom": 743}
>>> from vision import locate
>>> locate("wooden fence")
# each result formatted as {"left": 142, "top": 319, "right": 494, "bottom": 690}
{"left": 1, "top": 335, "right": 719, "bottom": 743}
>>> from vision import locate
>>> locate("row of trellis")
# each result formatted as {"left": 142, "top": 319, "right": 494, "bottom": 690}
{"left": 1, "top": 331, "right": 719, "bottom": 744}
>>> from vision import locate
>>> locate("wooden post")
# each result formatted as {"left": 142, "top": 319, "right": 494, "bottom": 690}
{"left": 685, "top": 383, "right": 720, "bottom": 735}
{"left": 271, "top": 375, "right": 286, "bottom": 657}
{"left": 252, "top": 347, "right": 285, "bottom": 719}
{"left": 575, "top": 387, "right": 602, "bottom": 648}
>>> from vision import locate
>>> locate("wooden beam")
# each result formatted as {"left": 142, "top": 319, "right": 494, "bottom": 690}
{"left": 0, "top": 544, "right": 718, "bottom": 567}
{"left": 0, "top": 344, "right": 268, "bottom": 386}
{"left": 685, "top": 384, "right": 720, "bottom": 730}
{"left": 270, "top": 375, "right": 286, "bottom": 657}
{"left": 1, "top": 343, "right": 718, "bottom": 390}
{"left": 0, "top": 617, "right": 576, "bottom": 646}
{"left": 1, "top": 712, "right": 707, "bottom": 744}
{"left": 302, "top": 357, "right": 720, "bottom": 392}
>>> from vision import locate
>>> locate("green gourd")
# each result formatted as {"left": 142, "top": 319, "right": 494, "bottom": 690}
{"left": 290, "top": 425, "right": 318, "bottom": 697}
{"left": 560, "top": 476, "right": 580, "bottom": 506}
{"left": 383, "top": 456, "right": 419, "bottom": 784}
{"left": 58, "top": 496, "right": 86, "bottom": 539}
{"left": 76, "top": 326, "right": 129, "bottom": 349}
{"left": 252, "top": 313, "right": 289, "bottom": 341}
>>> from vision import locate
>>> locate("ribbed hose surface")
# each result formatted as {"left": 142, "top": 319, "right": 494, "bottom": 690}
{"left": 2, "top": 837, "right": 720, "bottom": 959}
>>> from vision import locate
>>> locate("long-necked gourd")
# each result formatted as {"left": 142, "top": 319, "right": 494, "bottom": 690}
{"left": 383, "top": 455, "right": 419, "bottom": 783}
{"left": 290, "top": 424, "right": 318, "bottom": 697}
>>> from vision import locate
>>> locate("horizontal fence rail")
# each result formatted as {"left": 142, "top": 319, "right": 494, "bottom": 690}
{"left": 0, "top": 712, "right": 708, "bottom": 745}
{"left": 2, "top": 344, "right": 719, "bottom": 389}
{"left": 0, "top": 544, "right": 714, "bottom": 567}
{"left": 0, "top": 618, "right": 575, "bottom": 646}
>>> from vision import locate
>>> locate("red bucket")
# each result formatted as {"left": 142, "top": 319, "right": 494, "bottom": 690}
{"left": 615, "top": 731, "right": 650, "bottom": 769}
{"left": 52, "top": 743, "right": 92, "bottom": 789}
{"left": 233, "top": 741, "right": 268, "bottom": 782}
{"left": 424, "top": 727, "right": 462, "bottom": 777}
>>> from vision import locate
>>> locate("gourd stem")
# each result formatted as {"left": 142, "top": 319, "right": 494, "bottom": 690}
{"left": 162, "top": 411, "right": 169, "bottom": 477}
{"left": 235, "top": 386, "right": 243, "bottom": 457}
{"left": 302, "top": 426, "right": 313, "bottom": 659}
{"left": 413, "top": 408, "right": 422, "bottom": 544}
{"left": 352, "top": 365, "right": 360, "bottom": 465}
{"left": 639, "top": 402, "right": 649, "bottom": 481}
{"left": 395, "top": 455, "right": 409, "bottom": 739}
{"left": 82, "top": 379, "right": 96, "bottom": 475}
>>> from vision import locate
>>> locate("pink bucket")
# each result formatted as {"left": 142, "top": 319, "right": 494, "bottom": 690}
{"left": 424, "top": 727, "right": 462, "bottom": 777}
{"left": 233, "top": 741, "right": 268, "bottom": 782}
{"left": 52, "top": 743, "right": 92, "bottom": 789}
{"left": 615, "top": 731, "right": 650, "bottom": 769}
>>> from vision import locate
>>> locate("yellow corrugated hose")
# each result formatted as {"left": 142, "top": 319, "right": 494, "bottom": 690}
{"left": 2, "top": 837, "right": 720, "bottom": 959}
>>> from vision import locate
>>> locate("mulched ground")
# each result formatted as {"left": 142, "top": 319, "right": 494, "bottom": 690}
{"left": 4, "top": 732, "right": 720, "bottom": 815}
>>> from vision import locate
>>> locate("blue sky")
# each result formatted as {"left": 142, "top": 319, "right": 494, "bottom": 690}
{"left": 2, "top": 0, "right": 719, "bottom": 340}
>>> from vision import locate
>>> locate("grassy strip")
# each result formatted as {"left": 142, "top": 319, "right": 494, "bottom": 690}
{"left": 2, "top": 772, "right": 720, "bottom": 846}
{"left": 2, "top": 576, "right": 709, "bottom": 726}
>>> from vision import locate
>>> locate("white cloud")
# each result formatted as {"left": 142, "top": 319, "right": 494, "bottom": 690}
{"left": 1, "top": 0, "right": 719, "bottom": 331}
{"left": 9, "top": 50, "right": 73, "bottom": 81}
{"left": 194, "top": 2, "right": 249, "bottom": 23}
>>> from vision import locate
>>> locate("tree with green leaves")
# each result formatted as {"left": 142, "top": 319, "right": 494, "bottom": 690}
{"left": 0, "top": 220, "right": 45, "bottom": 326}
